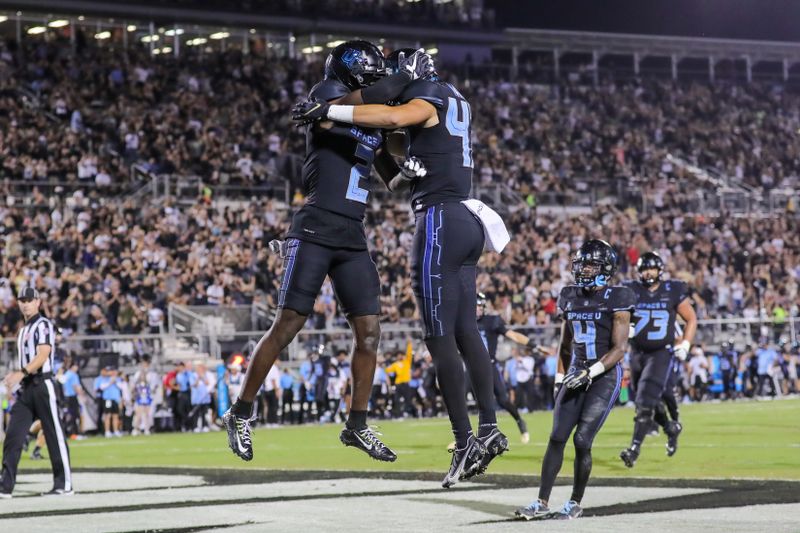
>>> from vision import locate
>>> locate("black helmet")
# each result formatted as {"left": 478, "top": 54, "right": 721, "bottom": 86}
{"left": 324, "top": 40, "right": 386, "bottom": 91}
{"left": 636, "top": 251, "right": 664, "bottom": 287}
{"left": 572, "top": 239, "right": 618, "bottom": 288}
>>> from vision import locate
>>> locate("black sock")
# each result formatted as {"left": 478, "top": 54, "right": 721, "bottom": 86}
{"left": 571, "top": 447, "right": 592, "bottom": 503}
{"left": 478, "top": 423, "right": 497, "bottom": 438}
{"left": 663, "top": 393, "right": 679, "bottom": 421}
{"left": 346, "top": 410, "right": 368, "bottom": 430}
{"left": 425, "top": 334, "right": 471, "bottom": 448}
{"left": 232, "top": 399, "right": 253, "bottom": 418}
{"left": 653, "top": 406, "right": 669, "bottom": 429}
{"left": 631, "top": 420, "right": 649, "bottom": 449}
{"left": 33, "top": 446, "right": 41, "bottom": 454}
{"left": 538, "top": 438, "right": 567, "bottom": 503}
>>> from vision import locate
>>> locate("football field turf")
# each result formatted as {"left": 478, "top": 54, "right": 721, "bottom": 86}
{"left": 25, "top": 397, "right": 800, "bottom": 480}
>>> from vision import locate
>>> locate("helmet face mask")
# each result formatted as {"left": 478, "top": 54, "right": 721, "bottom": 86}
{"left": 572, "top": 240, "right": 618, "bottom": 289}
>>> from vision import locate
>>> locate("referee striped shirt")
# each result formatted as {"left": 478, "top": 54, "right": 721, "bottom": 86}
{"left": 17, "top": 314, "right": 55, "bottom": 374}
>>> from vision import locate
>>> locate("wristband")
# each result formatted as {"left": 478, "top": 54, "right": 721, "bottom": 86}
{"left": 327, "top": 105, "right": 355, "bottom": 124}
{"left": 676, "top": 340, "right": 690, "bottom": 352}
{"left": 554, "top": 372, "right": 565, "bottom": 384}
{"left": 588, "top": 362, "right": 606, "bottom": 378}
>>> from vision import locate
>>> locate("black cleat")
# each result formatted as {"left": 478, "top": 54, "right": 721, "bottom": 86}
{"left": 41, "top": 488, "right": 74, "bottom": 496}
{"left": 516, "top": 418, "right": 530, "bottom": 444}
{"left": 620, "top": 446, "right": 639, "bottom": 468}
{"left": 442, "top": 435, "right": 486, "bottom": 489}
{"left": 340, "top": 426, "right": 397, "bottom": 462}
{"left": 665, "top": 421, "right": 683, "bottom": 457}
{"left": 223, "top": 408, "right": 255, "bottom": 461}
{"left": 465, "top": 428, "right": 509, "bottom": 479}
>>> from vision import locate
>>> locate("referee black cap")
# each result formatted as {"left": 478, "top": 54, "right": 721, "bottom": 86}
{"left": 18, "top": 287, "right": 40, "bottom": 302}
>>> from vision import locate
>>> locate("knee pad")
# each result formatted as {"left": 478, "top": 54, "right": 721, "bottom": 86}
{"left": 634, "top": 405, "right": 655, "bottom": 424}
{"left": 573, "top": 430, "right": 593, "bottom": 450}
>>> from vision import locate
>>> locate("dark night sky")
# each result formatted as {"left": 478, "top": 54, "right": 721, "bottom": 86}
{"left": 491, "top": 0, "right": 800, "bottom": 42}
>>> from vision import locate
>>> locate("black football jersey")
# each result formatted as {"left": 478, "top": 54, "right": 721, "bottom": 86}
{"left": 624, "top": 280, "right": 689, "bottom": 353}
{"left": 558, "top": 285, "right": 637, "bottom": 364}
{"left": 290, "top": 79, "right": 384, "bottom": 249}
{"left": 396, "top": 79, "right": 473, "bottom": 210}
{"left": 477, "top": 314, "right": 507, "bottom": 361}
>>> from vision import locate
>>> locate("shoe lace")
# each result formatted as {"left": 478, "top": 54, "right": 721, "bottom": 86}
{"left": 562, "top": 500, "right": 577, "bottom": 514}
{"left": 236, "top": 416, "right": 255, "bottom": 447}
{"left": 525, "top": 500, "right": 544, "bottom": 512}
{"left": 358, "top": 426, "right": 387, "bottom": 451}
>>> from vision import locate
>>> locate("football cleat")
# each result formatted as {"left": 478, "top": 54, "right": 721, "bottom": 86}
{"left": 517, "top": 418, "right": 530, "bottom": 444}
{"left": 620, "top": 446, "right": 640, "bottom": 468}
{"left": 465, "top": 428, "right": 509, "bottom": 479}
{"left": 442, "top": 435, "right": 486, "bottom": 489}
{"left": 665, "top": 421, "right": 683, "bottom": 457}
{"left": 41, "top": 488, "right": 74, "bottom": 496}
{"left": 340, "top": 426, "right": 397, "bottom": 462}
{"left": 553, "top": 500, "right": 584, "bottom": 520}
{"left": 223, "top": 408, "right": 255, "bottom": 461}
{"left": 514, "top": 499, "right": 550, "bottom": 520}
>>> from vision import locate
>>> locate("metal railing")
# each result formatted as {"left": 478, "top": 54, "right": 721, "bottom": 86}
{"left": 1, "top": 317, "right": 796, "bottom": 373}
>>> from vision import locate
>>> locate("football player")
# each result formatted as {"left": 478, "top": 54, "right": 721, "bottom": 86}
{"left": 293, "top": 53, "right": 509, "bottom": 488}
{"left": 515, "top": 239, "right": 635, "bottom": 520}
{"left": 620, "top": 252, "right": 697, "bottom": 467}
{"left": 224, "top": 41, "right": 433, "bottom": 464}
{"left": 476, "top": 292, "right": 538, "bottom": 443}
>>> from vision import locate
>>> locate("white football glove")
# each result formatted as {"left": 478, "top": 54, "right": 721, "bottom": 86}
{"left": 268, "top": 239, "right": 288, "bottom": 259}
{"left": 401, "top": 156, "right": 427, "bottom": 178}
{"left": 673, "top": 340, "right": 690, "bottom": 361}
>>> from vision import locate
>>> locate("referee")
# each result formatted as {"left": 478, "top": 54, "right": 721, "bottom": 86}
{"left": 0, "top": 287, "right": 73, "bottom": 498}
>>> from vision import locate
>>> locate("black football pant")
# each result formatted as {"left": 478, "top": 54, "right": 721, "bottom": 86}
{"left": 1, "top": 378, "right": 72, "bottom": 494}
{"left": 539, "top": 364, "right": 622, "bottom": 504}
{"left": 411, "top": 202, "right": 497, "bottom": 448}
{"left": 629, "top": 349, "right": 674, "bottom": 448}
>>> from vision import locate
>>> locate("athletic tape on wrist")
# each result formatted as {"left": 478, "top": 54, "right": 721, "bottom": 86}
{"left": 588, "top": 362, "right": 606, "bottom": 379}
{"left": 327, "top": 105, "right": 355, "bottom": 124}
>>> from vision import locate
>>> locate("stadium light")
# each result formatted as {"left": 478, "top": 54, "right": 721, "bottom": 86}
{"left": 187, "top": 37, "right": 208, "bottom": 46}
{"left": 94, "top": 31, "right": 111, "bottom": 40}
{"left": 127, "top": 24, "right": 136, "bottom": 32}
{"left": 47, "top": 19, "right": 69, "bottom": 28}
{"left": 249, "top": 28, "right": 256, "bottom": 34}
{"left": 301, "top": 46, "right": 324, "bottom": 54}
{"left": 164, "top": 28, "right": 184, "bottom": 36}
{"left": 141, "top": 35, "right": 159, "bottom": 43}
{"left": 77, "top": 15, "right": 85, "bottom": 21}
{"left": 0, "top": 16, "right": 8, "bottom": 23}
{"left": 27, "top": 26, "right": 46, "bottom": 35}
{"left": 327, "top": 40, "right": 345, "bottom": 48}
{"left": 152, "top": 48, "right": 161, "bottom": 55}
{"left": 209, "top": 31, "right": 229, "bottom": 40}
{"left": 161, "top": 46, "right": 172, "bottom": 54}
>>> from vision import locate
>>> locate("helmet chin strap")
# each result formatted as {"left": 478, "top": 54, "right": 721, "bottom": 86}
{"left": 594, "top": 274, "right": 607, "bottom": 287}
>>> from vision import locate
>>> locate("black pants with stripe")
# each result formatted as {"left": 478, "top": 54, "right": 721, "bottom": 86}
{"left": 1, "top": 377, "right": 72, "bottom": 493}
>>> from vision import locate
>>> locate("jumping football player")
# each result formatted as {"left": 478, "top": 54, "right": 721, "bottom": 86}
{"left": 293, "top": 54, "right": 510, "bottom": 488}
{"left": 515, "top": 239, "right": 635, "bottom": 520}
{"left": 476, "top": 292, "right": 537, "bottom": 443}
{"left": 620, "top": 252, "right": 697, "bottom": 466}
{"left": 223, "top": 41, "right": 433, "bottom": 463}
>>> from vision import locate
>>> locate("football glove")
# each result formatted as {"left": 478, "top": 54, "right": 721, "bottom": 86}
{"left": 673, "top": 340, "right": 690, "bottom": 361}
{"left": 268, "top": 239, "right": 289, "bottom": 259}
{"left": 388, "top": 156, "right": 427, "bottom": 191}
{"left": 292, "top": 98, "right": 330, "bottom": 126}
{"left": 554, "top": 372, "right": 564, "bottom": 400}
{"left": 563, "top": 368, "right": 592, "bottom": 391}
{"left": 397, "top": 48, "right": 436, "bottom": 81}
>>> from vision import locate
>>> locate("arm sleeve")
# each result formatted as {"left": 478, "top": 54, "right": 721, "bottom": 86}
{"left": 308, "top": 79, "right": 350, "bottom": 102}
{"left": 397, "top": 80, "right": 446, "bottom": 108}
{"left": 361, "top": 71, "right": 413, "bottom": 104}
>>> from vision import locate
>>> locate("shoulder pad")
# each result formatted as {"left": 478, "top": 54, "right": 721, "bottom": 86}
{"left": 611, "top": 286, "right": 637, "bottom": 312}
{"left": 557, "top": 286, "right": 577, "bottom": 314}
{"left": 309, "top": 79, "right": 350, "bottom": 102}
{"left": 398, "top": 79, "right": 446, "bottom": 108}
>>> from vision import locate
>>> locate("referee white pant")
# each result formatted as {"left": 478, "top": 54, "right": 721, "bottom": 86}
{"left": 1, "top": 376, "right": 72, "bottom": 493}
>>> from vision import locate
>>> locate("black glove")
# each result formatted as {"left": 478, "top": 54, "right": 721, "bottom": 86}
{"left": 268, "top": 239, "right": 289, "bottom": 259}
{"left": 397, "top": 48, "right": 436, "bottom": 80}
{"left": 563, "top": 368, "right": 592, "bottom": 391}
{"left": 292, "top": 98, "right": 330, "bottom": 125}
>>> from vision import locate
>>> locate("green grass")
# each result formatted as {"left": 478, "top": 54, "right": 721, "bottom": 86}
{"left": 25, "top": 398, "right": 800, "bottom": 480}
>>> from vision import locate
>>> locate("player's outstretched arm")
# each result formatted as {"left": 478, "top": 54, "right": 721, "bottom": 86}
{"left": 294, "top": 99, "right": 436, "bottom": 129}
{"left": 505, "top": 330, "right": 535, "bottom": 349}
